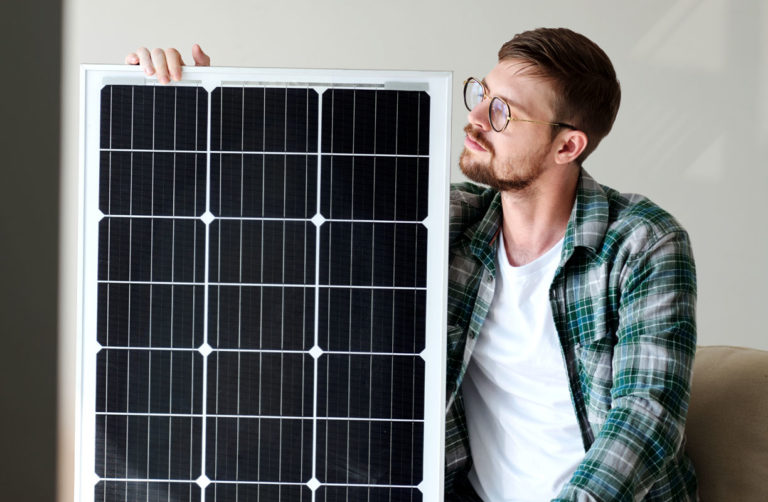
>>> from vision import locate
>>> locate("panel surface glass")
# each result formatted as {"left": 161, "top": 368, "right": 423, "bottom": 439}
{"left": 86, "top": 74, "right": 441, "bottom": 502}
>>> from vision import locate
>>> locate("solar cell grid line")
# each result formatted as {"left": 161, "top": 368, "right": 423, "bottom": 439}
{"left": 235, "top": 84, "right": 245, "bottom": 499}
{"left": 365, "top": 91, "right": 377, "bottom": 495}
{"left": 389, "top": 91, "right": 400, "bottom": 494}
{"left": 344, "top": 88, "right": 357, "bottom": 497}
{"left": 125, "top": 86, "right": 134, "bottom": 500}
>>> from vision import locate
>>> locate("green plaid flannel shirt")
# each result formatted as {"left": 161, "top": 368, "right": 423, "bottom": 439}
{"left": 445, "top": 169, "right": 698, "bottom": 501}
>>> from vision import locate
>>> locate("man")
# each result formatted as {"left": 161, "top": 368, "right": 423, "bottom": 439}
{"left": 129, "top": 27, "right": 698, "bottom": 501}
{"left": 443, "top": 29, "right": 697, "bottom": 501}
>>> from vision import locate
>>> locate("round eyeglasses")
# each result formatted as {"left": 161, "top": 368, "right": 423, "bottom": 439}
{"left": 463, "top": 77, "right": 576, "bottom": 132}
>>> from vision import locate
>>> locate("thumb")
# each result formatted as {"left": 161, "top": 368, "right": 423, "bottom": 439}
{"left": 191, "top": 44, "right": 211, "bottom": 66}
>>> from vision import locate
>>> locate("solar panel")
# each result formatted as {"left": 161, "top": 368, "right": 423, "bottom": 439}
{"left": 78, "top": 66, "right": 450, "bottom": 502}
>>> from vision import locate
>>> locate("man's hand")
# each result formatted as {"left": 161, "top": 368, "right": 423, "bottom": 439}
{"left": 124, "top": 44, "right": 210, "bottom": 84}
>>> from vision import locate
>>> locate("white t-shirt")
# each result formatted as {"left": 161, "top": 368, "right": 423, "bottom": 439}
{"left": 463, "top": 235, "right": 584, "bottom": 502}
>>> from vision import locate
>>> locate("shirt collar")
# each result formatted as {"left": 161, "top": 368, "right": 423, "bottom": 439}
{"left": 469, "top": 168, "right": 609, "bottom": 270}
{"left": 563, "top": 168, "right": 609, "bottom": 258}
{"left": 469, "top": 191, "right": 503, "bottom": 273}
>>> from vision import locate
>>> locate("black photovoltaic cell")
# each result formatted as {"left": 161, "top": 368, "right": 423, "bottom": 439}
{"left": 95, "top": 416, "right": 203, "bottom": 478}
{"left": 95, "top": 482, "right": 201, "bottom": 502}
{"left": 317, "top": 355, "right": 424, "bottom": 419}
{"left": 319, "top": 222, "right": 427, "bottom": 287}
{"left": 318, "top": 288, "right": 425, "bottom": 353}
{"left": 206, "top": 484, "right": 312, "bottom": 501}
{"left": 320, "top": 155, "right": 428, "bottom": 221}
{"left": 321, "top": 89, "right": 429, "bottom": 156}
{"left": 208, "top": 286, "right": 314, "bottom": 350}
{"left": 100, "top": 85, "right": 207, "bottom": 151}
{"left": 94, "top": 81, "right": 431, "bottom": 502}
{"left": 317, "top": 487, "right": 422, "bottom": 502}
{"left": 97, "top": 284, "right": 205, "bottom": 348}
{"left": 211, "top": 153, "right": 317, "bottom": 218}
{"left": 99, "top": 152, "right": 207, "bottom": 217}
{"left": 205, "top": 417, "right": 313, "bottom": 481}
{"left": 96, "top": 349, "right": 203, "bottom": 413}
{"left": 316, "top": 420, "right": 423, "bottom": 485}
{"left": 208, "top": 220, "right": 316, "bottom": 285}
{"left": 210, "top": 87, "right": 318, "bottom": 153}
{"left": 206, "top": 352, "right": 314, "bottom": 416}
{"left": 98, "top": 218, "right": 206, "bottom": 283}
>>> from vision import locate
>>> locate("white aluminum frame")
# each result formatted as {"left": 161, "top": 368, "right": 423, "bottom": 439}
{"left": 77, "top": 65, "right": 451, "bottom": 502}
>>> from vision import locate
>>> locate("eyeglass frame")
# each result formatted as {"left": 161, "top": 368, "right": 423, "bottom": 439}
{"left": 463, "top": 77, "right": 577, "bottom": 132}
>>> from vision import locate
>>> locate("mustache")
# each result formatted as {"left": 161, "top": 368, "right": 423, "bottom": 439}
{"left": 463, "top": 124, "right": 493, "bottom": 154}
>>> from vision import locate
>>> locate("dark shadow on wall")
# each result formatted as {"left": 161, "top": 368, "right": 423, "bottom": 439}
{"left": 0, "top": 0, "right": 61, "bottom": 501}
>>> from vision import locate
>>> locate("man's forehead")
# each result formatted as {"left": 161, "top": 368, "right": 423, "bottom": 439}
{"left": 483, "top": 59, "right": 556, "bottom": 115}
{"left": 499, "top": 57, "right": 543, "bottom": 76}
{"left": 485, "top": 58, "right": 547, "bottom": 87}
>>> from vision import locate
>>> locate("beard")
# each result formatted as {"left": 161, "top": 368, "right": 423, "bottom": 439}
{"left": 459, "top": 123, "right": 549, "bottom": 192}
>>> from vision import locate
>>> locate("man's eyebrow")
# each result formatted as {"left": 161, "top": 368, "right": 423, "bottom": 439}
{"left": 480, "top": 77, "right": 533, "bottom": 117}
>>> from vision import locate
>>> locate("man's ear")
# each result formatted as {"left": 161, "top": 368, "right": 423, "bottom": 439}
{"left": 554, "top": 129, "right": 588, "bottom": 165}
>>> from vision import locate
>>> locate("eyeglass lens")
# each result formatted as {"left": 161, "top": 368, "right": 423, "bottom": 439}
{"left": 464, "top": 78, "right": 510, "bottom": 132}
{"left": 464, "top": 79, "right": 484, "bottom": 111}
{"left": 489, "top": 97, "right": 509, "bottom": 132}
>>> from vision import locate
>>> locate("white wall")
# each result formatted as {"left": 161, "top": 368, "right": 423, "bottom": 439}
{"left": 59, "top": 0, "right": 768, "bottom": 499}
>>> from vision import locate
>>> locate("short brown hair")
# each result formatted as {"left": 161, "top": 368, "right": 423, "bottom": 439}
{"left": 498, "top": 28, "right": 621, "bottom": 164}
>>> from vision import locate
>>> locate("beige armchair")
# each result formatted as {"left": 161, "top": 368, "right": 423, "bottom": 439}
{"left": 685, "top": 346, "right": 768, "bottom": 501}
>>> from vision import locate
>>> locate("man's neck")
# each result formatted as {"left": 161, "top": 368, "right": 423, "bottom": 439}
{"left": 499, "top": 165, "right": 579, "bottom": 267}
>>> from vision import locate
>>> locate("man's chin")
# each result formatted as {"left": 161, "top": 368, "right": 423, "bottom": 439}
{"left": 459, "top": 149, "right": 494, "bottom": 185}
{"left": 459, "top": 152, "right": 535, "bottom": 192}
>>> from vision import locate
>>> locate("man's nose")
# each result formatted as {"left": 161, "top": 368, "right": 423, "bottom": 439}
{"left": 467, "top": 99, "right": 491, "bottom": 132}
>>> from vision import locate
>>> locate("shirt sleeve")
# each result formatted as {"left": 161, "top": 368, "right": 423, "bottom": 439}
{"left": 553, "top": 230, "right": 698, "bottom": 501}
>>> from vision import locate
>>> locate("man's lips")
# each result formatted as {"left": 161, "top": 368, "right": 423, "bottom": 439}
{"left": 464, "top": 134, "right": 487, "bottom": 152}
{"left": 463, "top": 124, "right": 491, "bottom": 153}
